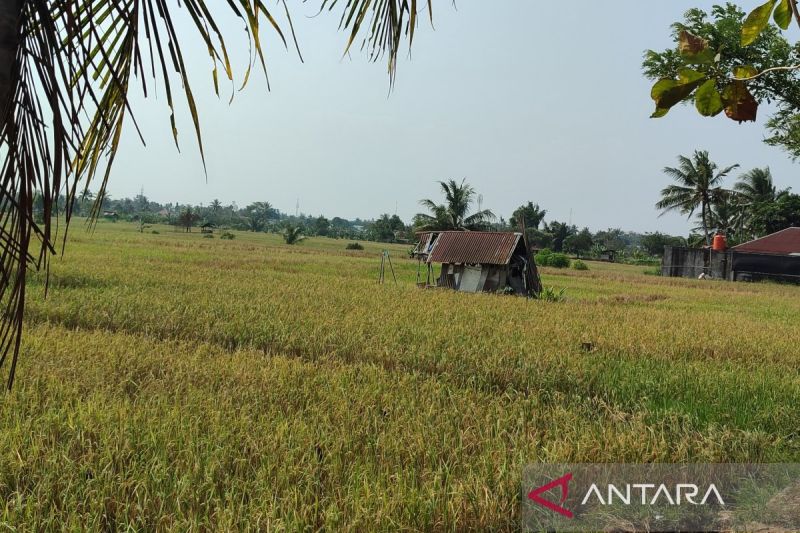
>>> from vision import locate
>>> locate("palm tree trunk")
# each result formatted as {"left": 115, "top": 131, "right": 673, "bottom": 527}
{"left": 701, "top": 202, "right": 710, "bottom": 247}
{"left": 0, "top": 0, "right": 22, "bottom": 128}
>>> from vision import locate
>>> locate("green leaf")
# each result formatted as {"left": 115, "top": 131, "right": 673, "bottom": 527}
{"left": 650, "top": 73, "right": 707, "bottom": 118}
{"left": 695, "top": 79, "right": 724, "bottom": 116}
{"left": 677, "top": 68, "right": 706, "bottom": 84}
{"left": 651, "top": 107, "right": 670, "bottom": 119}
{"left": 742, "top": 0, "right": 777, "bottom": 46}
{"left": 651, "top": 79, "right": 680, "bottom": 100}
{"left": 774, "top": 0, "right": 792, "bottom": 30}
{"left": 733, "top": 65, "right": 759, "bottom": 79}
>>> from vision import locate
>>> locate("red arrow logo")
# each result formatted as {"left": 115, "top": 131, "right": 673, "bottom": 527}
{"left": 527, "top": 472, "right": 574, "bottom": 518}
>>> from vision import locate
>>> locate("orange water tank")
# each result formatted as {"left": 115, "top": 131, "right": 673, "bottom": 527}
{"left": 712, "top": 233, "right": 727, "bottom": 251}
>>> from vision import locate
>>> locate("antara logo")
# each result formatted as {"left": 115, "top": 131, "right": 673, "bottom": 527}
{"left": 581, "top": 483, "right": 725, "bottom": 506}
{"left": 528, "top": 473, "right": 726, "bottom": 518}
{"left": 527, "top": 473, "right": 574, "bottom": 518}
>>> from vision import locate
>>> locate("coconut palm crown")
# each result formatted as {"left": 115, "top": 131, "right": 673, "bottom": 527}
{"left": 414, "top": 179, "right": 496, "bottom": 231}
{"left": 655, "top": 151, "right": 739, "bottom": 247}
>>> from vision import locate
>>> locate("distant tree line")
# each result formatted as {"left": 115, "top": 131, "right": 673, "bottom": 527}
{"left": 35, "top": 191, "right": 416, "bottom": 244}
{"left": 44, "top": 169, "right": 783, "bottom": 260}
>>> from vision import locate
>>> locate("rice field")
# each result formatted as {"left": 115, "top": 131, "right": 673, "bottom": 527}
{"left": 2, "top": 221, "right": 799, "bottom": 530}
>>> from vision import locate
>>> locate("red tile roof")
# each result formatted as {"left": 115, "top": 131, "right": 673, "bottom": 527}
{"left": 732, "top": 227, "right": 800, "bottom": 255}
{"left": 426, "top": 231, "right": 523, "bottom": 265}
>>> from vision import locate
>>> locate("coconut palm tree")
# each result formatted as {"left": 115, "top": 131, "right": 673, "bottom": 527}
{"left": 282, "top": 224, "right": 306, "bottom": 245}
{"left": 702, "top": 192, "right": 745, "bottom": 241}
{"left": 733, "top": 167, "right": 790, "bottom": 236}
{"left": 510, "top": 202, "right": 547, "bottom": 230}
{"left": 414, "top": 179, "right": 496, "bottom": 231}
{"left": 210, "top": 199, "right": 222, "bottom": 215}
{"left": 734, "top": 168, "right": 787, "bottom": 206}
{"left": 178, "top": 207, "right": 200, "bottom": 233}
{"left": 244, "top": 217, "right": 265, "bottom": 233}
{"left": 655, "top": 151, "right": 739, "bottom": 247}
{"left": 245, "top": 202, "right": 276, "bottom": 229}
{"left": 0, "top": 1, "right": 432, "bottom": 387}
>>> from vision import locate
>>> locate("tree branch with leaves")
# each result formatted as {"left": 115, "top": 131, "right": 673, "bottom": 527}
{"left": 646, "top": 1, "right": 800, "bottom": 129}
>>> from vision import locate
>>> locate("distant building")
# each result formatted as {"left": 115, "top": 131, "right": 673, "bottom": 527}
{"left": 732, "top": 227, "right": 800, "bottom": 255}
{"left": 598, "top": 249, "right": 616, "bottom": 262}
{"left": 662, "top": 227, "right": 800, "bottom": 283}
{"left": 413, "top": 231, "right": 541, "bottom": 296}
{"left": 728, "top": 227, "right": 800, "bottom": 282}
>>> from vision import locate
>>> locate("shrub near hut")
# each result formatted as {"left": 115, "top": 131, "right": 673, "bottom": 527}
{"left": 535, "top": 249, "right": 571, "bottom": 268}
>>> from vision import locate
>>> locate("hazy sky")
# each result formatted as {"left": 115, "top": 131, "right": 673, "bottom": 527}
{"left": 110, "top": 1, "right": 797, "bottom": 235}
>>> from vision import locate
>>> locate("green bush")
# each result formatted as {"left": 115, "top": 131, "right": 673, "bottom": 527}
{"left": 548, "top": 254, "right": 571, "bottom": 268}
{"left": 628, "top": 258, "right": 660, "bottom": 266}
{"left": 150, "top": 230, "right": 160, "bottom": 235}
{"left": 345, "top": 242, "right": 364, "bottom": 250}
{"left": 572, "top": 260, "right": 588, "bottom": 271}
{"left": 219, "top": 231, "right": 235, "bottom": 240}
{"left": 534, "top": 248, "right": 552, "bottom": 265}
{"left": 536, "top": 250, "right": 570, "bottom": 268}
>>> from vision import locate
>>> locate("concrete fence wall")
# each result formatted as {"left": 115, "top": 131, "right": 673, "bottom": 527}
{"left": 661, "top": 246, "right": 708, "bottom": 279}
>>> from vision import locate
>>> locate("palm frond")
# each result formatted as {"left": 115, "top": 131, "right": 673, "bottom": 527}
{"left": 661, "top": 166, "right": 696, "bottom": 186}
{"left": 655, "top": 185, "right": 695, "bottom": 214}
{"left": 463, "top": 209, "right": 496, "bottom": 228}
{"left": 319, "top": 0, "right": 430, "bottom": 85}
{"left": 418, "top": 198, "right": 441, "bottom": 211}
{"left": 713, "top": 163, "right": 741, "bottom": 183}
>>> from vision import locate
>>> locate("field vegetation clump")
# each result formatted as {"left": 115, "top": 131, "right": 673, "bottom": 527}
{"left": 535, "top": 249, "right": 571, "bottom": 268}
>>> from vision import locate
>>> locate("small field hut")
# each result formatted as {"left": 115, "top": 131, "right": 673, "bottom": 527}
{"left": 413, "top": 231, "right": 541, "bottom": 296}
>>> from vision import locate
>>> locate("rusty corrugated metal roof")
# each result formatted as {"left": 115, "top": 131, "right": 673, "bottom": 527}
{"left": 732, "top": 227, "right": 800, "bottom": 255}
{"left": 414, "top": 232, "right": 433, "bottom": 255}
{"left": 426, "top": 231, "right": 522, "bottom": 265}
